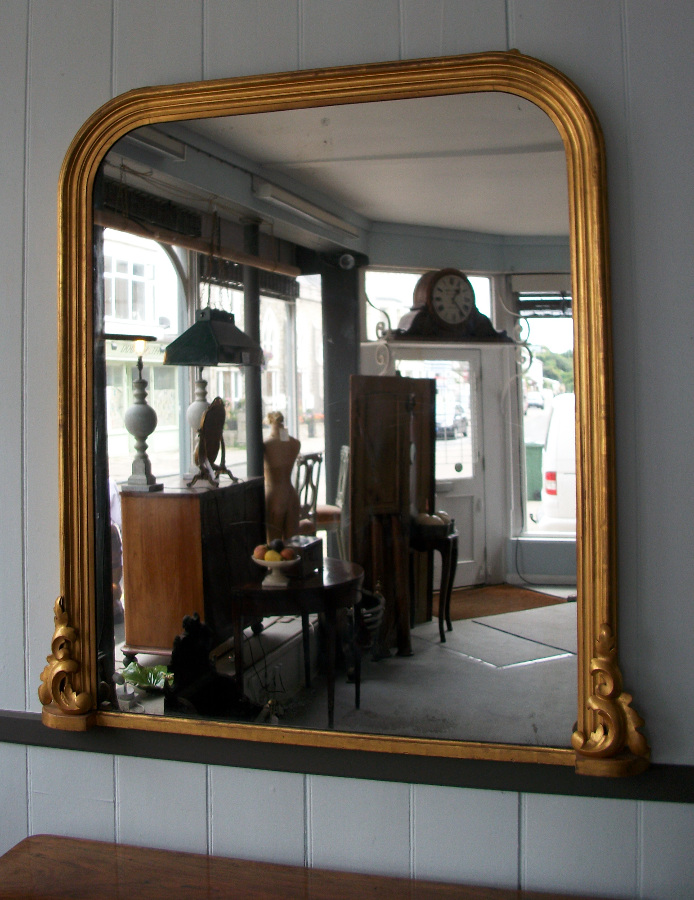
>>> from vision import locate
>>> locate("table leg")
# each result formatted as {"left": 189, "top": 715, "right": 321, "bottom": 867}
{"left": 408, "top": 548, "right": 416, "bottom": 629}
{"left": 391, "top": 515, "right": 413, "bottom": 656}
{"left": 445, "top": 535, "right": 458, "bottom": 634}
{"left": 353, "top": 601, "right": 362, "bottom": 711}
{"left": 233, "top": 610, "right": 245, "bottom": 694}
{"left": 301, "top": 612, "right": 311, "bottom": 688}
{"left": 325, "top": 606, "right": 337, "bottom": 729}
{"left": 370, "top": 516, "right": 390, "bottom": 659}
{"left": 437, "top": 534, "right": 458, "bottom": 642}
{"left": 438, "top": 547, "right": 448, "bottom": 642}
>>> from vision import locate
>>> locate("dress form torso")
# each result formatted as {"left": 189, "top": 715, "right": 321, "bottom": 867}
{"left": 263, "top": 418, "right": 301, "bottom": 541}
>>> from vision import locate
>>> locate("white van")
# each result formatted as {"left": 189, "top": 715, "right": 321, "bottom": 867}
{"left": 536, "top": 393, "right": 576, "bottom": 533}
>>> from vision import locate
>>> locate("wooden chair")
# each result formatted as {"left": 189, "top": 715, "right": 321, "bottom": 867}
{"left": 294, "top": 451, "right": 323, "bottom": 534}
{"left": 316, "top": 445, "right": 348, "bottom": 523}
{"left": 295, "top": 447, "right": 350, "bottom": 558}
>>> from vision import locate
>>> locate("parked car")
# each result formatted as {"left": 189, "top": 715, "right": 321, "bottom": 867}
{"left": 435, "top": 403, "right": 468, "bottom": 439}
{"left": 525, "top": 390, "right": 545, "bottom": 410}
{"left": 435, "top": 410, "right": 456, "bottom": 440}
{"left": 535, "top": 393, "right": 576, "bottom": 533}
{"left": 453, "top": 404, "right": 469, "bottom": 437}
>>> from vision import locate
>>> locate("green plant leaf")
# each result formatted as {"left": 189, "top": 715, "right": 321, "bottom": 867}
{"left": 121, "top": 661, "right": 172, "bottom": 691}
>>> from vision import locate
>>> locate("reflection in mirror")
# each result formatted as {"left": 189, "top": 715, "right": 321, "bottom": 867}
{"left": 45, "top": 53, "right": 648, "bottom": 775}
{"left": 95, "top": 91, "right": 579, "bottom": 747}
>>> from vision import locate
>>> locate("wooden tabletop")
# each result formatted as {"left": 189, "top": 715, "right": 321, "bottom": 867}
{"left": 0, "top": 835, "right": 609, "bottom": 900}
{"left": 231, "top": 558, "right": 363, "bottom": 617}
{"left": 242, "top": 557, "right": 363, "bottom": 590}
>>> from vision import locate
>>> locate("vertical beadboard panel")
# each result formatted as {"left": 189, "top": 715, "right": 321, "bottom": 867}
{"left": 115, "top": 756, "right": 208, "bottom": 853}
{"left": 209, "top": 765, "right": 305, "bottom": 865}
{"left": 512, "top": 0, "right": 625, "bottom": 102}
{"left": 0, "top": 0, "right": 29, "bottom": 711}
{"left": 301, "top": 0, "right": 401, "bottom": 70}
{"left": 400, "top": 0, "right": 509, "bottom": 60}
{"left": 617, "top": 0, "right": 694, "bottom": 765}
{"left": 28, "top": 747, "right": 115, "bottom": 842}
{"left": 640, "top": 800, "right": 694, "bottom": 900}
{"left": 0, "top": 743, "right": 28, "bottom": 856}
{"left": 307, "top": 774, "right": 411, "bottom": 877}
{"left": 412, "top": 784, "right": 518, "bottom": 888}
{"left": 24, "top": 0, "right": 113, "bottom": 713}
{"left": 521, "top": 793, "right": 638, "bottom": 897}
{"left": 113, "top": 0, "right": 204, "bottom": 94}
{"left": 204, "top": 0, "right": 300, "bottom": 79}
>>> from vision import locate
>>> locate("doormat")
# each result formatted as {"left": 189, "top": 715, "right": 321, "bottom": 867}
{"left": 439, "top": 583, "right": 567, "bottom": 621}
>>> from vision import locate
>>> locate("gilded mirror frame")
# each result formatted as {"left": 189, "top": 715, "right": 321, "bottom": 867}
{"left": 40, "top": 51, "right": 649, "bottom": 776}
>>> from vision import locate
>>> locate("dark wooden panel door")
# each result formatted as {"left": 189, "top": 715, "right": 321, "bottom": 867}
{"left": 349, "top": 375, "right": 435, "bottom": 653}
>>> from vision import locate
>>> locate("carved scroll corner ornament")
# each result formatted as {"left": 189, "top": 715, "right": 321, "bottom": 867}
{"left": 572, "top": 623, "right": 650, "bottom": 776}
{"left": 38, "top": 597, "right": 94, "bottom": 730}
{"left": 372, "top": 339, "right": 392, "bottom": 375}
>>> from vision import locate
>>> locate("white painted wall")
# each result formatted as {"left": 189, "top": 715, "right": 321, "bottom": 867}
{"left": 2, "top": 1, "right": 694, "bottom": 895}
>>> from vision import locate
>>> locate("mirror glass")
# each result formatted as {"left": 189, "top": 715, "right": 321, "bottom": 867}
{"left": 94, "top": 89, "right": 578, "bottom": 749}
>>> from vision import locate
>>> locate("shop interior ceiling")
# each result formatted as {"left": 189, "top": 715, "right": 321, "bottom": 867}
{"left": 105, "top": 92, "right": 569, "bottom": 257}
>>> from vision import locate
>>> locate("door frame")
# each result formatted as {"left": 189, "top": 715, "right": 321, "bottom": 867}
{"left": 360, "top": 340, "right": 521, "bottom": 586}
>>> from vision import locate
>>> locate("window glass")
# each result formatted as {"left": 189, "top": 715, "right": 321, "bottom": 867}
{"left": 520, "top": 309, "right": 575, "bottom": 537}
{"left": 296, "top": 274, "right": 323, "bottom": 450}
{"left": 201, "top": 282, "right": 244, "bottom": 328}
{"left": 394, "top": 357, "right": 474, "bottom": 481}
{"left": 198, "top": 276, "right": 323, "bottom": 475}
{"left": 131, "top": 280, "right": 145, "bottom": 320}
{"left": 105, "top": 364, "right": 125, "bottom": 433}
{"left": 114, "top": 277, "right": 128, "bottom": 318}
{"left": 260, "top": 296, "right": 288, "bottom": 419}
{"left": 104, "top": 229, "right": 177, "bottom": 327}
{"left": 151, "top": 365, "right": 177, "bottom": 428}
{"left": 102, "top": 229, "right": 182, "bottom": 482}
{"left": 103, "top": 230, "right": 324, "bottom": 489}
{"left": 197, "top": 284, "right": 247, "bottom": 474}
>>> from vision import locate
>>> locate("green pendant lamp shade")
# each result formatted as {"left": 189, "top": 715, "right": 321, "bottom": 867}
{"left": 164, "top": 309, "right": 264, "bottom": 367}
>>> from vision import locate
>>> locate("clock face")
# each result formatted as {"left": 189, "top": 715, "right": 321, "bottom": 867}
{"left": 429, "top": 271, "right": 475, "bottom": 326}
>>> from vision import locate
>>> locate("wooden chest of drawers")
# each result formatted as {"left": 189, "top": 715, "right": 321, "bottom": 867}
{"left": 120, "top": 478, "right": 264, "bottom": 658}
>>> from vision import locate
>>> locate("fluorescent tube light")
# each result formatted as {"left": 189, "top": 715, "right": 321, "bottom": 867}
{"left": 128, "top": 126, "right": 187, "bottom": 161}
{"left": 253, "top": 178, "right": 359, "bottom": 237}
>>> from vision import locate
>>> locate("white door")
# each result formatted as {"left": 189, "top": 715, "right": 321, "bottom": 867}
{"left": 392, "top": 348, "right": 485, "bottom": 587}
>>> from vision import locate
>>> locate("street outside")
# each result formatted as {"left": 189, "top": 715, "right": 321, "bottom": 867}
{"left": 522, "top": 394, "right": 579, "bottom": 535}
{"left": 523, "top": 397, "right": 552, "bottom": 446}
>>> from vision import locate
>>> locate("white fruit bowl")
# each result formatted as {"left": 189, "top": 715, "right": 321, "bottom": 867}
{"left": 252, "top": 556, "right": 299, "bottom": 587}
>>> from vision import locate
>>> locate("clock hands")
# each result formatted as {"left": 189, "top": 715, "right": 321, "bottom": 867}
{"left": 445, "top": 285, "right": 470, "bottom": 318}
{"left": 449, "top": 286, "right": 466, "bottom": 315}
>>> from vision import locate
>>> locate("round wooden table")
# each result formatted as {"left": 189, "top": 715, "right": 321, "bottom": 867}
{"left": 230, "top": 558, "right": 364, "bottom": 729}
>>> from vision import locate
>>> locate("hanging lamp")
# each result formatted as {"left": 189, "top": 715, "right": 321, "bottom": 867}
{"left": 163, "top": 307, "right": 264, "bottom": 368}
